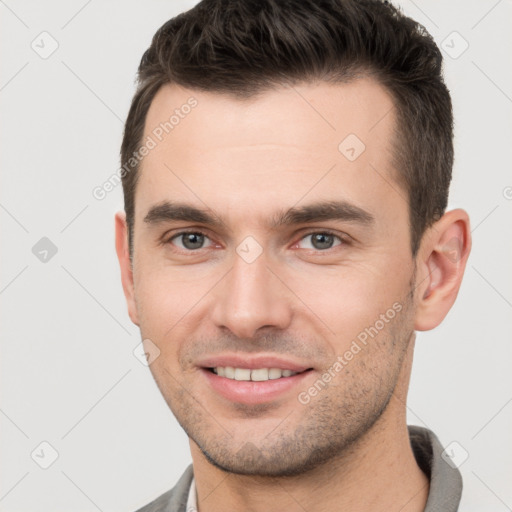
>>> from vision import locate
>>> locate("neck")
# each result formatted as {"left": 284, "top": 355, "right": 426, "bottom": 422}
{"left": 190, "top": 335, "right": 429, "bottom": 512}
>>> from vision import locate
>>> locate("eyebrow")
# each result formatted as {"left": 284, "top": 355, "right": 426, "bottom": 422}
{"left": 143, "top": 200, "right": 374, "bottom": 229}
{"left": 270, "top": 200, "right": 374, "bottom": 228}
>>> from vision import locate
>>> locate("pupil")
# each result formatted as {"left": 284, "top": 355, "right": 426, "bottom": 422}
{"left": 312, "top": 233, "right": 333, "bottom": 250}
{"left": 183, "top": 233, "right": 204, "bottom": 249}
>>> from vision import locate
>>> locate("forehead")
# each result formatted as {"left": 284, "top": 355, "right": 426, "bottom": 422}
{"left": 136, "top": 79, "right": 402, "bottom": 229}
{"left": 143, "top": 78, "right": 395, "bottom": 156}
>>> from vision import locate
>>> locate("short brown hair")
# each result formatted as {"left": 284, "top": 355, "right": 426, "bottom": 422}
{"left": 121, "top": 0, "right": 453, "bottom": 256}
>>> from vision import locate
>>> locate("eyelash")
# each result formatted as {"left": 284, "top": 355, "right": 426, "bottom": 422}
{"left": 294, "top": 230, "right": 347, "bottom": 250}
{"left": 163, "top": 229, "right": 348, "bottom": 253}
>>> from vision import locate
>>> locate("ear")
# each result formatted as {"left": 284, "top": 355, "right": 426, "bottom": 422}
{"left": 115, "top": 211, "right": 139, "bottom": 326}
{"left": 414, "top": 209, "right": 472, "bottom": 331}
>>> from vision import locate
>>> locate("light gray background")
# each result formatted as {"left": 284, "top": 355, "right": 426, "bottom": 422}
{"left": 1, "top": 1, "right": 511, "bottom": 510}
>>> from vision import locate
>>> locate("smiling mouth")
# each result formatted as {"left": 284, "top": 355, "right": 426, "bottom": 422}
{"left": 207, "top": 367, "right": 312, "bottom": 381}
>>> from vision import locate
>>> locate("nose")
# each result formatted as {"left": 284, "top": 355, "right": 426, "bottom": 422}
{"left": 210, "top": 249, "right": 293, "bottom": 339}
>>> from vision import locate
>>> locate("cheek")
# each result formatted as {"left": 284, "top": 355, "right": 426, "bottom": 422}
{"left": 133, "top": 260, "right": 218, "bottom": 352}
{"left": 133, "top": 263, "right": 173, "bottom": 337}
{"left": 286, "top": 256, "right": 411, "bottom": 331}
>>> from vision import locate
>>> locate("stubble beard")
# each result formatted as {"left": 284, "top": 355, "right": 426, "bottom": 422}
{"left": 159, "top": 293, "right": 415, "bottom": 478}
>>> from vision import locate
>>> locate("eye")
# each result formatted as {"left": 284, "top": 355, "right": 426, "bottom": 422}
{"left": 297, "top": 232, "right": 343, "bottom": 251}
{"left": 169, "top": 231, "right": 213, "bottom": 251}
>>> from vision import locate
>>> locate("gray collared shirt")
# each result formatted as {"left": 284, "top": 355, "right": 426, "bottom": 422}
{"left": 135, "top": 425, "right": 463, "bottom": 512}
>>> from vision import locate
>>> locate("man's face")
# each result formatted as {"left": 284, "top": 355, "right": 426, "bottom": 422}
{"left": 128, "top": 79, "right": 418, "bottom": 475}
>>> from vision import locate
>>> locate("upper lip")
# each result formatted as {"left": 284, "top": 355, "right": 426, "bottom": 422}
{"left": 197, "top": 354, "right": 312, "bottom": 372}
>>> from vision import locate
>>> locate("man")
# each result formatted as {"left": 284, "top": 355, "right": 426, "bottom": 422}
{"left": 115, "top": 0, "right": 471, "bottom": 510}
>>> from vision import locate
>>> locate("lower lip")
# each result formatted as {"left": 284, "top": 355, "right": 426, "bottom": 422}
{"left": 201, "top": 368, "right": 312, "bottom": 405}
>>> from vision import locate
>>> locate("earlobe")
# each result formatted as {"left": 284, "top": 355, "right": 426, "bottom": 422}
{"left": 414, "top": 209, "right": 472, "bottom": 331}
{"left": 114, "top": 211, "right": 140, "bottom": 326}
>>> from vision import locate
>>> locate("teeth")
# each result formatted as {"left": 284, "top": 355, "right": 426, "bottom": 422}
{"left": 268, "top": 368, "right": 283, "bottom": 379}
{"left": 251, "top": 368, "right": 269, "bottom": 381}
{"left": 234, "top": 368, "right": 251, "bottom": 381}
{"left": 212, "top": 367, "right": 298, "bottom": 381}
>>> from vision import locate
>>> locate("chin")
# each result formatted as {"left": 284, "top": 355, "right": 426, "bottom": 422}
{"left": 194, "top": 434, "right": 352, "bottom": 478}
